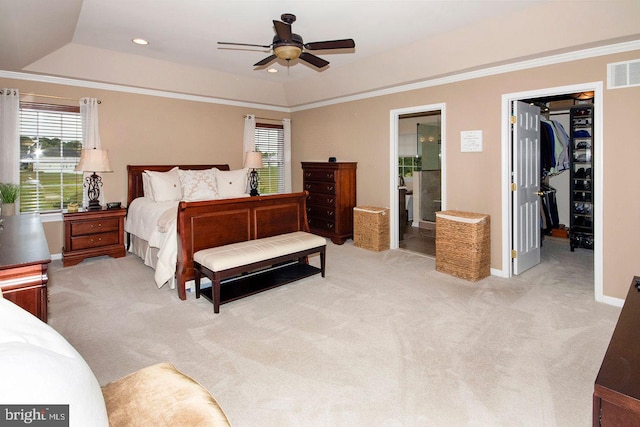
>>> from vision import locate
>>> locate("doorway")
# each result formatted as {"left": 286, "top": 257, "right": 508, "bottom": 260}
{"left": 501, "top": 82, "right": 603, "bottom": 300}
{"left": 389, "top": 103, "right": 446, "bottom": 253}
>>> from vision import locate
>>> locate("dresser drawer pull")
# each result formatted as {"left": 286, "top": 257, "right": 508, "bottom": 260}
{"left": 304, "top": 184, "right": 311, "bottom": 189}
{"left": 90, "top": 223, "right": 103, "bottom": 228}
{"left": 326, "top": 186, "right": 334, "bottom": 191}
{"left": 326, "top": 173, "right": 334, "bottom": 179}
{"left": 327, "top": 211, "right": 334, "bottom": 216}
{"left": 90, "top": 237, "right": 102, "bottom": 243}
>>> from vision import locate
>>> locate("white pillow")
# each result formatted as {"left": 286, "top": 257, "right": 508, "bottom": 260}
{"left": 145, "top": 167, "right": 182, "bottom": 202}
{"left": 215, "top": 168, "right": 249, "bottom": 198}
{"left": 0, "top": 298, "right": 109, "bottom": 427}
{"left": 178, "top": 168, "right": 219, "bottom": 201}
{"left": 142, "top": 172, "right": 154, "bottom": 200}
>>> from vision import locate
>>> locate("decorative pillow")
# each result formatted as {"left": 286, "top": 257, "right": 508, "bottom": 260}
{"left": 178, "top": 168, "right": 219, "bottom": 201}
{"left": 145, "top": 167, "right": 182, "bottom": 202}
{"left": 0, "top": 298, "right": 109, "bottom": 426}
{"left": 142, "top": 172, "right": 154, "bottom": 200}
{"left": 215, "top": 168, "right": 249, "bottom": 199}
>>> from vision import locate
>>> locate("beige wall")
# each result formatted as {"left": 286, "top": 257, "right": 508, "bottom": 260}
{"left": 2, "top": 48, "right": 639, "bottom": 299}
{"left": 291, "top": 50, "right": 640, "bottom": 300}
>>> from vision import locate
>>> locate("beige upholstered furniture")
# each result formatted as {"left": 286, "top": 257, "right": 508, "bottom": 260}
{"left": 194, "top": 230, "right": 326, "bottom": 313}
{"left": 102, "top": 362, "right": 230, "bottom": 426}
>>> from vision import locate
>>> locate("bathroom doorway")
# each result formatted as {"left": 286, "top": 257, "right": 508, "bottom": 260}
{"left": 389, "top": 103, "right": 446, "bottom": 255}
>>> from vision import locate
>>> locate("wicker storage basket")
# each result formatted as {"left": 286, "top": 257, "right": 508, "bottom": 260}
{"left": 353, "top": 206, "right": 390, "bottom": 251}
{"left": 435, "top": 210, "right": 490, "bottom": 281}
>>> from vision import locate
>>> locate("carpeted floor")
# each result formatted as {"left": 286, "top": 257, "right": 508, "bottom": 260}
{"left": 48, "top": 238, "right": 618, "bottom": 426}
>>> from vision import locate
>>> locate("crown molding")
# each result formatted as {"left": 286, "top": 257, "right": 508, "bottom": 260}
{"left": 291, "top": 39, "right": 640, "bottom": 111}
{"left": 1, "top": 39, "right": 638, "bottom": 113}
{"left": 0, "top": 70, "right": 291, "bottom": 113}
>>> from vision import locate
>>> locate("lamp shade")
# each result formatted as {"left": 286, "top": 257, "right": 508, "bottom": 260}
{"left": 75, "top": 148, "right": 113, "bottom": 173}
{"left": 244, "top": 151, "right": 263, "bottom": 169}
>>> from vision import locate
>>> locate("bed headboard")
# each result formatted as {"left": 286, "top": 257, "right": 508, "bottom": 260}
{"left": 127, "top": 164, "right": 230, "bottom": 207}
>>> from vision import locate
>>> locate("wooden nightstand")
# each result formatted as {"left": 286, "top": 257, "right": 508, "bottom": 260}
{"left": 63, "top": 207, "right": 126, "bottom": 267}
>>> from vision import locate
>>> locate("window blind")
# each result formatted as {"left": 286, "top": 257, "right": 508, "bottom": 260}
{"left": 254, "top": 123, "right": 284, "bottom": 194}
{"left": 19, "top": 103, "right": 83, "bottom": 213}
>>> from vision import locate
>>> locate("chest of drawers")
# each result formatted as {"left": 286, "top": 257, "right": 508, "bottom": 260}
{"left": 302, "top": 162, "right": 357, "bottom": 245}
{"left": 63, "top": 207, "right": 126, "bottom": 267}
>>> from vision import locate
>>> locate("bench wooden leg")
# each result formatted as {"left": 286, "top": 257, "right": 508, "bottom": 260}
{"left": 194, "top": 263, "right": 201, "bottom": 299}
{"left": 213, "top": 275, "right": 221, "bottom": 314}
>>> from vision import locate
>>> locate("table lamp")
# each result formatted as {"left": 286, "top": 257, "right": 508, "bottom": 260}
{"left": 244, "top": 151, "right": 263, "bottom": 197}
{"left": 75, "top": 148, "right": 113, "bottom": 210}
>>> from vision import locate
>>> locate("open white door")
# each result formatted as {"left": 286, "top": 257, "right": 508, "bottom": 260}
{"left": 512, "top": 101, "right": 542, "bottom": 275}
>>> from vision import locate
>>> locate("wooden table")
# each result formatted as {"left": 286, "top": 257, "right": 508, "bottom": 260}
{"left": 0, "top": 214, "right": 51, "bottom": 322}
{"left": 593, "top": 276, "right": 640, "bottom": 425}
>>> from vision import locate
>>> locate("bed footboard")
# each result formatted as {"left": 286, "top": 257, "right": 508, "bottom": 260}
{"left": 175, "top": 191, "right": 311, "bottom": 300}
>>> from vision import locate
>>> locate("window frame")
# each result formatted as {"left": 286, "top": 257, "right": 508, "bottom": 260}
{"left": 19, "top": 101, "right": 83, "bottom": 217}
{"left": 254, "top": 122, "right": 285, "bottom": 195}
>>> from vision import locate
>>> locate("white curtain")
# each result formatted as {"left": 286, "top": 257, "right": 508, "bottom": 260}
{"left": 282, "top": 118, "right": 292, "bottom": 192}
{"left": 79, "top": 98, "right": 104, "bottom": 205}
{"left": 80, "top": 97, "right": 101, "bottom": 149}
{"left": 0, "top": 88, "right": 20, "bottom": 185}
{"left": 243, "top": 114, "right": 256, "bottom": 160}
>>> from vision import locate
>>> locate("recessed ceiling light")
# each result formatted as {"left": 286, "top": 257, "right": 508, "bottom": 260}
{"left": 132, "top": 38, "right": 149, "bottom": 46}
{"left": 267, "top": 68, "right": 278, "bottom": 73}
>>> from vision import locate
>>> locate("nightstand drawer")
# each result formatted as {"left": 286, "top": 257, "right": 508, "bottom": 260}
{"left": 304, "top": 181, "right": 336, "bottom": 195}
{"left": 71, "top": 231, "right": 120, "bottom": 251}
{"left": 70, "top": 218, "right": 120, "bottom": 236}
{"left": 303, "top": 170, "right": 336, "bottom": 182}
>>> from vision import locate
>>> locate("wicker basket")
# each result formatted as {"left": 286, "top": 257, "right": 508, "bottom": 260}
{"left": 353, "top": 206, "right": 390, "bottom": 251}
{"left": 435, "top": 210, "right": 490, "bottom": 281}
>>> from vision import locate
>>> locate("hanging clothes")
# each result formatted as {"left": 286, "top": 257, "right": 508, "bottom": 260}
{"left": 539, "top": 183, "right": 559, "bottom": 234}
{"left": 541, "top": 118, "right": 570, "bottom": 176}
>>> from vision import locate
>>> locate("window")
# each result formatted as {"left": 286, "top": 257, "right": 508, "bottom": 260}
{"left": 399, "top": 156, "right": 421, "bottom": 180}
{"left": 254, "top": 123, "right": 284, "bottom": 194}
{"left": 19, "top": 102, "right": 83, "bottom": 213}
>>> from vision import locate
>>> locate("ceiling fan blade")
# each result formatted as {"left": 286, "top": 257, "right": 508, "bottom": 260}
{"left": 218, "top": 41, "right": 271, "bottom": 48}
{"left": 273, "top": 20, "right": 292, "bottom": 41}
{"left": 299, "top": 52, "right": 329, "bottom": 68}
{"left": 304, "top": 39, "right": 355, "bottom": 50}
{"left": 254, "top": 54, "right": 277, "bottom": 67}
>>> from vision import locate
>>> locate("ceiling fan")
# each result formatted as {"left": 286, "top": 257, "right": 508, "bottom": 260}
{"left": 218, "top": 13, "right": 355, "bottom": 69}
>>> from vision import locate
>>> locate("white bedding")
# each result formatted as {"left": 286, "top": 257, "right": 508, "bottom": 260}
{"left": 124, "top": 197, "right": 179, "bottom": 288}
{"left": 126, "top": 187, "right": 251, "bottom": 290}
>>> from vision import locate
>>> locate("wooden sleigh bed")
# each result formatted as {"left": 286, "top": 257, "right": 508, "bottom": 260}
{"left": 126, "top": 165, "right": 321, "bottom": 301}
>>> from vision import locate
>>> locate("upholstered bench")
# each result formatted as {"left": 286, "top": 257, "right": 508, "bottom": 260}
{"left": 194, "top": 231, "right": 326, "bottom": 313}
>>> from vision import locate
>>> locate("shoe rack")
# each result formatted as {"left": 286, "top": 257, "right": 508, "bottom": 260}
{"left": 569, "top": 104, "right": 594, "bottom": 251}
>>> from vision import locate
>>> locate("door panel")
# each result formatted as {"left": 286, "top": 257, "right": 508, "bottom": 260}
{"left": 513, "top": 101, "right": 541, "bottom": 275}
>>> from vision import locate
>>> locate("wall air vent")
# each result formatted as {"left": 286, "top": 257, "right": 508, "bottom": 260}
{"left": 608, "top": 59, "right": 640, "bottom": 89}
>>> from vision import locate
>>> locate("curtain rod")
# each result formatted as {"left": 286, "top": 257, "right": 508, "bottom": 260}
{"left": 244, "top": 115, "right": 285, "bottom": 122}
{"left": 20, "top": 92, "right": 101, "bottom": 104}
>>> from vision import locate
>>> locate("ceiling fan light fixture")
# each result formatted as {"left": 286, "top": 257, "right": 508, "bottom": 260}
{"left": 274, "top": 45, "right": 301, "bottom": 61}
